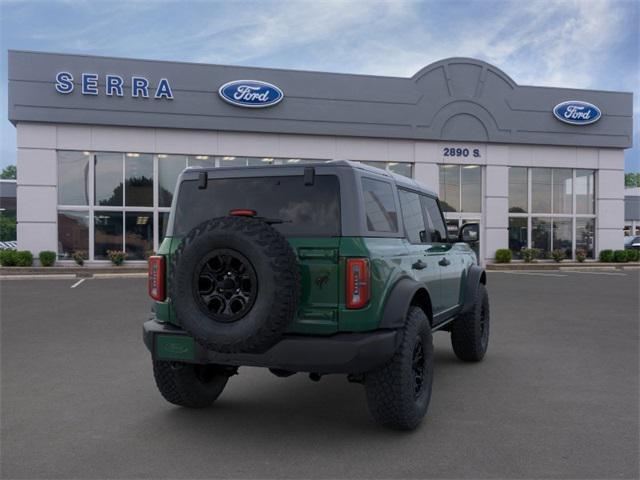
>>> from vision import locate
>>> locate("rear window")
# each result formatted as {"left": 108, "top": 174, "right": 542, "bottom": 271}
{"left": 173, "top": 175, "right": 341, "bottom": 237}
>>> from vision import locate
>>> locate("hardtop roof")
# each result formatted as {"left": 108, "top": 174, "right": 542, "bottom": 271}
{"left": 183, "top": 159, "right": 438, "bottom": 197}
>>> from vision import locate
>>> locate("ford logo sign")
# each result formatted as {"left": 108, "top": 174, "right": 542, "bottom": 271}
{"left": 553, "top": 100, "right": 601, "bottom": 125}
{"left": 218, "top": 80, "right": 283, "bottom": 108}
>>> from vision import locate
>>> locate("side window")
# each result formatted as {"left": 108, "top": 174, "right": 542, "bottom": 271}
{"left": 361, "top": 177, "right": 398, "bottom": 233}
{"left": 421, "top": 195, "right": 448, "bottom": 243}
{"left": 399, "top": 189, "right": 427, "bottom": 243}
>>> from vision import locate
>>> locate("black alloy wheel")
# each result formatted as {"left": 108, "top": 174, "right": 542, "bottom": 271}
{"left": 193, "top": 249, "right": 257, "bottom": 322}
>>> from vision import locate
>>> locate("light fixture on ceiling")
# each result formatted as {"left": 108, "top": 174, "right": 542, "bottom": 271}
{"left": 126, "top": 153, "right": 140, "bottom": 158}
{"left": 222, "top": 156, "right": 236, "bottom": 161}
{"left": 388, "top": 162, "right": 398, "bottom": 166}
{"left": 463, "top": 165, "right": 479, "bottom": 169}
{"left": 287, "top": 159, "right": 300, "bottom": 163}
{"left": 157, "top": 154, "right": 167, "bottom": 159}
{"left": 82, "top": 151, "right": 91, "bottom": 156}
{"left": 261, "top": 157, "right": 274, "bottom": 162}
{"left": 195, "top": 155, "right": 209, "bottom": 160}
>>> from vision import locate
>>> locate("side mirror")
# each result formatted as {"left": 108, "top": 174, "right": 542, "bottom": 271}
{"left": 459, "top": 223, "right": 479, "bottom": 244}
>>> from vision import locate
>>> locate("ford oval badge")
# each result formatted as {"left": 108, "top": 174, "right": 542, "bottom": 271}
{"left": 553, "top": 100, "right": 601, "bottom": 125}
{"left": 218, "top": 80, "right": 283, "bottom": 108}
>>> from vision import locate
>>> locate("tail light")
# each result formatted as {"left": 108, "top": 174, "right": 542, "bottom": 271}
{"left": 346, "top": 258, "right": 370, "bottom": 309}
{"left": 148, "top": 256, "right": 166, "bottom": 301}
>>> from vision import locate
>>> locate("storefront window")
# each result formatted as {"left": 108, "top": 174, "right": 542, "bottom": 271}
{"left": 552, "top": 169, "right": 573, "bottom": 214}
{"left": 95, "top": 153, "right": 123, "bottom": 206}
{"left": 439, "top": 165, "right": 460, "bottom": 212}
{"left": 508, "top": 167, "right": 527, "bottom": 213}
{"left": 358, "top": 161, "right": 412, "bottom": 178}
{"left": 531, "top": 217, "right": 551, "bottom": 258}
{"left": 218, "top": 156, "right": 248, "bottom": 167}
{"left": 187, "top": 155, "right": 215, "bottom": 168}
{"left": 159, "top": 211, "right": 171, "bottom": 242}
{"left": 508, "top": 167, "right": 595, "bottom": 260}
{"left": 125, "top": 212, "right": 153, "bottom": 260}
{"left": 94, "top": 212, "right": 123, "bottom": 259}
{"left": 57, "top": 211, "right": 89, "bottom": 259}
{"left": 531, "top": 168, "right": 552, "bottom": 213}
{"left": 576, "top": 218, "right": 595, "bottom": 259}
{"left": 158, "top": 155, "right": 187, "bottom": 207}
{"left": 125, "top": 153, "right": 153, "bottom": 207}
{"left": 461, "top": 165, "right": 481, "bottom": 212}
{"left": 439, "top": 165, "right": 482, "bottom": 213}
{"left": 575, "top": 170, "right": 595, "bottom": 214}
{"left": 508, "top": 217, "right": 527, "bottom": 258}
{"left": 552, "top": 217, "right": 572, "bottom": 258}
{"left": 58, "top": 151, "right": 90, "bottom": 205}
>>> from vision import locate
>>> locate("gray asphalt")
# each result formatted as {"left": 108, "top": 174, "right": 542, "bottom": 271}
{"left": 1, "top": 271, "right": 638, "bottom": 479}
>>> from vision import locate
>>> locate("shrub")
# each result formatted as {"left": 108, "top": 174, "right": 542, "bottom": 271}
{"left": 551, "top": 249, "right": 566, "bottom": 263}
{"left": 613, "top": 250, "right": 628, "bottom": 263}
{"left": 521, "top": 248, "right": 538, "bottom": 263}
{"left": 626, "top": 249, "right": 639, "bottom": 262}
{"left": 495, "top": 249, "right": 512, "bottom": 263}
{"left": 107, "top": 250, "right": 127, "bottom": 266}
{"left": 575, "top": 248, "right": 587, "bottom": 263}
{"left": 599, "top": 249, "right": 614, "bottom": 262}
{"left": 72, "top": 250, "right": 88, "bottom": 266}
{"left": 15, "top": 250, "right": 33, "bottom": 267}
{"left": 0, "top": 249, "right": 18, "bottom": 266}
{"left": 39, "top": 250, "right": 56, "bottom": 267}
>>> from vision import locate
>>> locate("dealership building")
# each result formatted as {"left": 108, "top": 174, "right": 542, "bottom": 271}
{"left": 7, "top": 50, "right": 633, "bottom": 264}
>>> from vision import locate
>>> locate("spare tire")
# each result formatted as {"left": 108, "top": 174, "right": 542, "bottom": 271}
{"left": 169, "top": 216, "right": 300, "bottom": 353}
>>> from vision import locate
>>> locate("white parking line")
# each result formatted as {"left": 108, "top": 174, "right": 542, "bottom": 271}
{"left": 490, "top": 271, "right": 567, "bottom": 277}
{"left": 70, "top": 278, "right": 86, "bottom": 288}
{"left": 565, "top": 270, "right": 627, "bottom": 276}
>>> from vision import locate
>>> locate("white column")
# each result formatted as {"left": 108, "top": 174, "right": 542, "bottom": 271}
{"left": 483, "top": 164, "right": 509, "bottom": 263}
{"left": 596, "top": 149, "right": 625, "bottom": 253}
{"left": 16, "top": 123, "right": 58, "bottom": 259}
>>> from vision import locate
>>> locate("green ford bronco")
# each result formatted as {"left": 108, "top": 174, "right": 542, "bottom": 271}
{"left": 144, "top": 160, "right": 489, "bottom": 430}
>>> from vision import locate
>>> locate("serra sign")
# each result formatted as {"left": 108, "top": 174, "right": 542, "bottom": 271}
{"left": 55, "top": 72, "right": 174, "bottom": 99}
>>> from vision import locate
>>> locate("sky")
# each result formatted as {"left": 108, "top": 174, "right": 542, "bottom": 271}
{"left": 0, "top": 0, "right": 638, "bottom": 172}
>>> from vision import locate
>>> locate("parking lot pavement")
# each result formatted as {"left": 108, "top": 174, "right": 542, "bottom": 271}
{"left": 1, "top": 272, "right": 638, "bottom": 479}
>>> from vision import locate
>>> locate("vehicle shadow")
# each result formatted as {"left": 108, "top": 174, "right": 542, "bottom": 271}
{"left": 142, "top": 344, "right": 469, "bottom": 440}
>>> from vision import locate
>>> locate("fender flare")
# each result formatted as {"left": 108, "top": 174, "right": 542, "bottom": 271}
{"left": 379, "top": 277, "right": 434, "bottom": 329}
{"left": 460, "top": 265, "right": 487, "bottom": 314}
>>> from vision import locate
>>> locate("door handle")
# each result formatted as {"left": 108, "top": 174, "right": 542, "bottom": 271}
{"left": 412, "top": 260, "right": 427, "bottom": 270}
{"left": 438, "top": 257, "right": 451, "bottom": 267}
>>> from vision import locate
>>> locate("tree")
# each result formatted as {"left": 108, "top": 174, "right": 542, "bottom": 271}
{"left": 1, "top": 165, "right": 16, "bottom": 179}
{"left": 625, "top": 172, "right": 640, "bottom": 188}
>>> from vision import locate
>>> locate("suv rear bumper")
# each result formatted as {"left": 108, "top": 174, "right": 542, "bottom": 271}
{"left": 143, "top": 320, "right": 399, "bottom": 374}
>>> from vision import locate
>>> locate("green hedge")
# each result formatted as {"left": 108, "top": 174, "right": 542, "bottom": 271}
{"left": 613, "top": 250, "right": 628, "bottom": 263}
{"left": 0, "top": 249, "right": 17, "bottom": 266}
{"left": 495, "top": 249, "right": 512, "bottom": 263}
{"left": 599, "top": 249, "right": 614, "bottom": 262}
{"left": 15, "top": 251, "right": 33, "bottom": 267}
{"left": 39, "top": 250, "right": 56, "bottom": 267}
{"left": 627, "top": 249, "right": 639, "bottom": 262}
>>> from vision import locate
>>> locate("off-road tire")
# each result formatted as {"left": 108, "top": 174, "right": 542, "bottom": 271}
{"left": 153, "top": 360, "right": 229, "bottom": 408}
{"left": 169, "top": 216, "right": 300, "bottom": 354}
{"left": 450, "top": 283, "right": 490, "bottom": 362}
{"left": 364, "top": 306, "right": 434, "bottom": 430}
